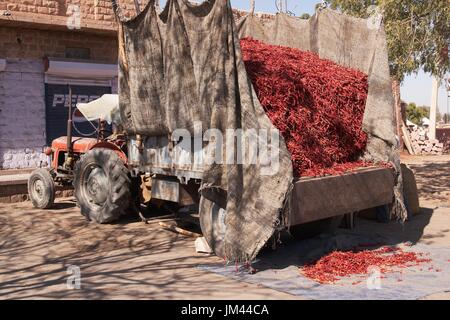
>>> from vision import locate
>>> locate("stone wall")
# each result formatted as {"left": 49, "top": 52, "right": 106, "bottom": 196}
{"left": 0, "top": 0, "right": 128, "bottom": 169}
{"left": 0, "top": 0, "right": 142, "bottom": 22}
{"left": 0, "top": 25, "right": 117, "bottom": 61}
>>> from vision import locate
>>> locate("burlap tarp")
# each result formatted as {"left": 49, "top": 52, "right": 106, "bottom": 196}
{"left": 112, "top": 0, "right": 293, "bottom": 262}
{"left": 111, "top": 0, "right": 406, "bottom": 262}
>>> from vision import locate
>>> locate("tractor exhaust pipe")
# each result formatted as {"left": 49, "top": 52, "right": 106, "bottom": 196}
{"left": 67, "top": 84, "right": 73, "bottom": 158}
{"left": 64, "top": 84, "right": 75, "bottom": 170}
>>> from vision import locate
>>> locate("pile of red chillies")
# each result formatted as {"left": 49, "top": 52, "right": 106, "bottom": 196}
{"left": 240, "top": 38, "right": 369, "bottom": 177}
{"left": 300, "top": 247, "right": 432, "bottom": 284}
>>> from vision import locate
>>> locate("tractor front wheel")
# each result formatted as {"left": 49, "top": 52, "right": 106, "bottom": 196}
{"left": 73, "top": 148, "right": 130, "bottom": 224}
{"left": 28, "top": 168, "right": 55, "bottom": 209}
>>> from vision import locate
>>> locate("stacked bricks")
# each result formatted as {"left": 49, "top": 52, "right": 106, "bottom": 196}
{"left": 408, "top": 126, "right": 444, "bottom": 155}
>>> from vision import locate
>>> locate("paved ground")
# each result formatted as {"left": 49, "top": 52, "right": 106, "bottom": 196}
{"left": 0, "top": 154, "right": 449, "bottom": 299}
{"left": 401, "top": 153, "right": 450, "bottom": 207}
{"left": 401, "top": 154, "right": 450, "bottom": 299}
{"left": 0, "top": 174, "right": 29, "bottom": 185}
{"left": 0, "top": 168, "right": 32, "bottom": 184}
{"left": 0, "top": 200, "right": 299, "bottom": 300}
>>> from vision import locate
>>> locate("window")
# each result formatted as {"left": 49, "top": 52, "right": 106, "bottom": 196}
{"left": 65, "top": 47, "right": 90, "bottom": 60}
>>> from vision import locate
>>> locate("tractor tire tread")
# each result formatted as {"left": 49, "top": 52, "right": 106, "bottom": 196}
{"left": 73, "top": 148, "right": 130, "bottom": 224}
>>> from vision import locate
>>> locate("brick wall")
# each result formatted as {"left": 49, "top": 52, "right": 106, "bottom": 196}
{"left": 0, "top": 25, "right": 117, "bottom": 61}
{"left": 0, "top": 0, "right": 141, "bottom": 22}
{"left": 0, "top": 25, "right": 120, "bottom": 169}
{"left": 0, "top": 1, "right": 143, "bottom": 170}
{"left": 0, "top": 1, "right": 129, "bottom": 170}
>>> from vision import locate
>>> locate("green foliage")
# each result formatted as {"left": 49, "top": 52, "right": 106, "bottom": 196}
{"left": 406, "top": 103, "right": 426, "bottom": 124}
{"left": 300, "top": 13, "right": 311, "bottom": 19}
{"left": 325, "top": 0, "right": 450, "bottom": 81}
{"left": 405, "top": 102, "right": 443, "bottom": 124}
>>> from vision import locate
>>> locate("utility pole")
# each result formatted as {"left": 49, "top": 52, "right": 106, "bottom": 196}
{"left": 446, "top": 77, "right": 450, "bottom": 124}
{"left": 429, "top": 76, "right": 440, "bottom": 140}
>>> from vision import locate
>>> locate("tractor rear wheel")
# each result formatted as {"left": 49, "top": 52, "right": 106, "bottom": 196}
{"left": 73, "top": 148, "right": 130, "bottom": 224}
{"left": 28, "top": 168, "right": 55, "bottom": 209}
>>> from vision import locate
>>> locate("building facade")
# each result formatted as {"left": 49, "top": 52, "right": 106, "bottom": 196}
{"left": 0, "top": 0, "right": 140, "bottom": 169}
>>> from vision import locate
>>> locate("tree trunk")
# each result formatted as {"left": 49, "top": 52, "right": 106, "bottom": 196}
{"left": 391, "top": 79, "right": 403, "bottom": 150}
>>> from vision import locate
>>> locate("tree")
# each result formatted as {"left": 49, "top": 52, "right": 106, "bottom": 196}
{"left": 300, "top": 13, "right": 311, "bottom": 19}
{"left": 443, "top": 113, "right": 450, "bottom": 123}
{"left": 405, "top": 102, "right": 442, "bottom": 125}
{"left": 325, "top": 0, "right": 450, "bottom": 147}
{"left": 325, "top": 0, "right": 450, "bottom": 80}
{"left": 406, "top": 102, "right": 429, "bottom": 125}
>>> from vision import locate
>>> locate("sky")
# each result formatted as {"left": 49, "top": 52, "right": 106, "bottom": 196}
{"left": 160, "top": 0, "right": 450, "bottom": 114}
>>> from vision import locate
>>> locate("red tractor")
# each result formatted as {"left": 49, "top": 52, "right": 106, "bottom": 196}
{"left": 28, "top": 87, "right": 132, "bottom": 223}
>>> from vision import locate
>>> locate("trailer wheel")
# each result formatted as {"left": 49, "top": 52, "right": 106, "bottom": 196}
{"left": 289, "top": 215, "right": 344, "bottom": 240}
{"left": 28, "top": 168, "right": 55, "bottom": 209}
{"left": 199, "top": 196, "right": 227, "bottom": 259}
{"left": 74, "top": 148, "right": 130, "bottom": 224}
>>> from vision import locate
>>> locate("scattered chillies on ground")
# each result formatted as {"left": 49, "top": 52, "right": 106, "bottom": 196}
{"left": 299, "top": 246, "right": 433, "bottom": 284}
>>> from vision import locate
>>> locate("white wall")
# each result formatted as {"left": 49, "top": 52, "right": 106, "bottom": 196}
{"left": 0, "top": 59, "right": 48, "bottom": 169}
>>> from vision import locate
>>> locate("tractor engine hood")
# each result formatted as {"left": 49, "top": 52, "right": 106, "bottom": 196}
{"left": 76, "top": 94, "right": 121, "bottom": 125}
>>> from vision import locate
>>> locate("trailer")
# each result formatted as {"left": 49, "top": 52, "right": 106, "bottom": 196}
{"left": 28, "top": 1, "right": 406, "bottom": 262}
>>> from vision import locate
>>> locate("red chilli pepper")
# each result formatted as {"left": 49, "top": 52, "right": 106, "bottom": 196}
{"left": 241, "top": 38, "right": 375, "bottom": 177}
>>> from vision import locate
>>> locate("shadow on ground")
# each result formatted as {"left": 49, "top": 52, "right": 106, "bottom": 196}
{"left": 253, "top": 206, "right": 435, "bottom": 272}
{"left": 0, "top": 200, "right": 242, "bottom": 299}
{"left": 1, "top": 154, "right": 448, "bottom": 299}
{"left": 407, "top": 159, "right": 450, "bottom": 205}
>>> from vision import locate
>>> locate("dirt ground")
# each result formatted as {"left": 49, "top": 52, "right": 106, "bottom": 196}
{"left": 0, "top": 154, "right": 449, "bottom": 300}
